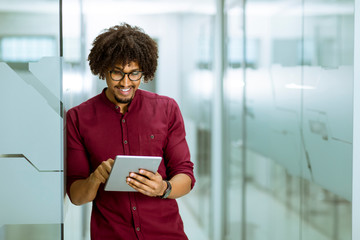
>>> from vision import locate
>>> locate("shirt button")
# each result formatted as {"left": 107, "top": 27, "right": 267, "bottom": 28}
{"left": 133, "top": 206, "right": 136, "bottom": 210}
{"left": 136, "top": 227, "right": 140, "bottom": 231}
{"left": 115, "top": 106, "right": 119, "bottom": 109}
{"left": 122, "top": 119, "right": 126, "bottom": 123}
{"left": 124, "top": 140, "right": 128, "bottom": 144}
{"left": 150, "top": 135, "right": 154, "bottom": 139}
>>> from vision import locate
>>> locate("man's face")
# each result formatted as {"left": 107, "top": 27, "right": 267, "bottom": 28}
{"left": 105, "top": 61, "right": 142, "bottom": 108}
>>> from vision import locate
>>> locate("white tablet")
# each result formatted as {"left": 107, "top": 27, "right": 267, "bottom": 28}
{"left": 104, "top": 155, "right": 162, "bottom": 192}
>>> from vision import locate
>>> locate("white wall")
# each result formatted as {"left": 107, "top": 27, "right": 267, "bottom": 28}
{"left": 83, "top": 14, "right": 183, "bottom": 105}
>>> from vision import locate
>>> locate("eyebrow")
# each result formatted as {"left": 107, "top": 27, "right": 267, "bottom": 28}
{"left": 113, "top": 66, "right": 140, "bottom": 71}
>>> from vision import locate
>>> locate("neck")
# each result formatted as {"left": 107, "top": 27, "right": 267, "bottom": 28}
{"left": 105, "top": 88, "right": 129, "bottom": 113}
{"left": 119, "top": 105, "right": 128, "bottom": 114}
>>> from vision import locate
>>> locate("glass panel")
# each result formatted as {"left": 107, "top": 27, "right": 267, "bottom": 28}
{"left": 179, "top": 13, "right": 215, "bottom": 239}
{"left": 62, "top": 1, "right": 93, "bottom": 239}
{"left": 243, "top": 0, "right": 354, "bottom": 239}
{"left": 224, "top": 1, "right": 245, "bottom": 239}
{"left": 301, "top": 0, "right": 353, "bottom": 238}
{"left": 0, "top": 0, "right": 63, "bottom": 239}
{"left": 243, "top": 0, "right": 303, "bottom": 238}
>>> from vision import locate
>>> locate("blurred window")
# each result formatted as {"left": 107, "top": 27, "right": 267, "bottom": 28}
{"left": 0, "top": 36, "right": 56, "bottom": 62}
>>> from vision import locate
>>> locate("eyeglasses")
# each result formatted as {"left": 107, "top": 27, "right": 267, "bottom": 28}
{"left": 109, "top": 69, "right": 144, "bottom": 81}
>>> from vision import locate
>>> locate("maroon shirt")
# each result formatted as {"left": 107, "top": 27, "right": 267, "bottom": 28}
{"left": 66, "top": 88, "right": 195, "bottom": 240}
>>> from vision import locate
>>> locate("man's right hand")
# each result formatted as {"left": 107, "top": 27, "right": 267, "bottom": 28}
{"left": 91, "top": 158, "right": 115, "bottom": 184}
{"left": 69, "top": 158, "right": 114, "bottom": 205}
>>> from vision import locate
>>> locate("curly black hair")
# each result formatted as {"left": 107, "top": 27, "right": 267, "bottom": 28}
{"left": 88, "top": 23, "right": 158, "bottom": 82}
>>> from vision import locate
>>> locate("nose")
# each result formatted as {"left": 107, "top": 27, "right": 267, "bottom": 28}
{"left": 118, "top": 73, "right": 132, "bottom": 87}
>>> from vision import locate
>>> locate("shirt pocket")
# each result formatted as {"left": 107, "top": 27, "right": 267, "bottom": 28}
{"left": 139, "top": 133, "right": 166, "bottom": 156}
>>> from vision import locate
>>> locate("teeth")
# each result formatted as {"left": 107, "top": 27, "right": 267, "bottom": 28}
{"left": 120, "top": 88, "right": 130, "bottom": 92}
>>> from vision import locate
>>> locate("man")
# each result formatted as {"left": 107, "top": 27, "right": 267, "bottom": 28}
{"left": 66, "top": 23, "right": 195, "bottom": 240}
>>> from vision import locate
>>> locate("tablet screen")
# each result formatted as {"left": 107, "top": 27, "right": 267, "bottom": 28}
{"left": 104, "top": 155, "right": 162, "bottom": 191}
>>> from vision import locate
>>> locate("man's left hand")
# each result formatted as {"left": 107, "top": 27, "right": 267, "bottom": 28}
{"left": 126, "top": 169, "right": 167, "bottom": 197}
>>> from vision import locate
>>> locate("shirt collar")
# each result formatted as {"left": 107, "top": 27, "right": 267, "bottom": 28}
{"left": 100, "top": 88, "right": 142, "bottom": 113}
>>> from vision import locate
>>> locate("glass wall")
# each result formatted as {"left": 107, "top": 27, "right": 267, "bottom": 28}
{"left": 179, "top": 12, "right": 215, "bottom": 238}
{"left": 65, "top": 0, "right": 356, "bottom": 239}
{"left": 63, "top": 0, "right": 355, "bottom": 239}
{"left": 61, "top": 1, "right": 216, "bottom": 239}
{"left": 0, "top": 0, "right": 63, "bottom": 239}
{"left": 230, "top": 0, "right": 355, "bottom": 238}
{"left": 1, "top": 0, "right": 353, "bottom": 239}
{"left": 0, "top": 0, "right": 357, "bottom": 239}
{"left": 223, "top": 0, "right": 246, "bottom": 238}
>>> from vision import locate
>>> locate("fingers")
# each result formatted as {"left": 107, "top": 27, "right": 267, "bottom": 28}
{"left": 127, "top": 178, "right": 153, "bottom": 196}
{"left": 107, "top": 158, "right": 115, "bottom": 167}
{"left": 92, "top": 158, "right": 114, "bottom": 184}
{"left": 127, "top": 171, "right": 164, "bottom": 197}
{"left": 137, "top": 169, "right": 155, "bottom": 179}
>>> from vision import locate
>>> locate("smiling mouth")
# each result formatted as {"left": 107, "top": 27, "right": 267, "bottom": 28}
{"left": 120, "top": 88, "right": 131, "bottom": 92}
{"left": 115, "top": 86, "right": 134, "bottom": 97}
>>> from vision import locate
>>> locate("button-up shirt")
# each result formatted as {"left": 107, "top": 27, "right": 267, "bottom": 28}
{"left": 66, "top": 88, "right": 195, "bottom": 240}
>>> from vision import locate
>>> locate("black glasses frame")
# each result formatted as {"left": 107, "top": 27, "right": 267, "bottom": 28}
{"left": 108, "top": 70, "right": 144, "bottom": 81}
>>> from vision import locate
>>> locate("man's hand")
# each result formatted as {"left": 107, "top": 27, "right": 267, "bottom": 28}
{"left": 69, "top": 158, "right": 114, "bottom": 205}
{"left": 90, "top": 158, "right": 115, "bottom": 184}
{"left": 126, "top": 169, "right": 167, "bottom": 197}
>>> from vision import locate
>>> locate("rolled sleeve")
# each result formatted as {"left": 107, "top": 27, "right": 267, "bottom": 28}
{"left": 66, "top": 109, "right": 91, "bottom": 199}
{"left": 164, "top": 99, "right": 196, "bottom": 189}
